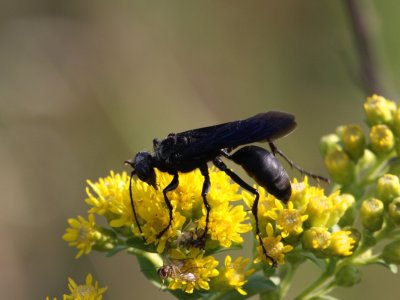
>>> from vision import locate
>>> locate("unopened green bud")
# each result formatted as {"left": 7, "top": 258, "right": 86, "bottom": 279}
{"left": 376, "top": 174, "right": 400, "bottom": 203}
{"left": 337, "top": 125, "right": 366, "bottom": 161}
{"left": 324, "top": 148, "right": 355, "bottom": 185}
{"left": 360, "top": 198, "right": 384, "bottom": 232}
{"left": 369, "top": 124, "right": 395, "bottom": 154}
{"left": 357, "top": 149, "right": 377, "bottom": 172}
{"left": 335, "top": 265, "right": 362, "bottom": 287}
{"left": 320, "top": 134, "right": 340, "bottom": 156}
{"left": 382, "top": 240, "right": 400, "bottom": 265}
{"left": 388, "top": 197, "right": 400, "bottom": 224}
{"left": 364, "top": 94, "right": 396, "bottom": 125}
{"left": 392, "top": 108, "right": 400, "bottom": 137}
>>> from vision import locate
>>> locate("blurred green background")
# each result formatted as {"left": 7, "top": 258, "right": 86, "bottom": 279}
{"left": 1, "top": 1, "right": 400, "bottom": 299}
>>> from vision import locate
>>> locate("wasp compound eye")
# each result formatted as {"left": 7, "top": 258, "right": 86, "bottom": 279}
{"left": 134, "top": 152, "right": 157, "bottom": 188}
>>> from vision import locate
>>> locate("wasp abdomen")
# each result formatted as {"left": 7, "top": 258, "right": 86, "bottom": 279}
{"left": 230, "top": 145, "right": 291, "bottom": 203}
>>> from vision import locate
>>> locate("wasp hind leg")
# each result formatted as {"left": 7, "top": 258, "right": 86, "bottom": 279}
{"left": 213, "top": 157, "right": 277, "bottom": 267}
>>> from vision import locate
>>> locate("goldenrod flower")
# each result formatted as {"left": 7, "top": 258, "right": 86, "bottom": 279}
{"left": 327, "top": 231, "right": 355, "bottom": 257}
{"left": 201, "top": 202, "right": 252, "bottom": 247}
{"left": 302, "top": 227, "right": 331, "bottom": 253}
{"left": 369, "top": 124, "right": 395, "bottom": 154}
{"left": 255, "top": 223, "right": 293, "bottom": 265}
{"left": 166, "top": 249, "right": 219, "bottom": 293}
{"left": 85, "top": 171, "right": 133, "bottom": 228}
{"left": 267, "top": 200, "right": 308, "bottom": 238}
{"left": 65, "top": 273, "right": 107, "bottom": 300}
{"left": 242, "top": 187, "right": 278, "bottom": 234}
{"left": 364, "top": 94, "right": 396, "bottom": 125}
{"left": 126, "top": 168, "right": 245, "bottom": 252}
{"left": 218, "top": 255, "right": 255, "bottom": 295}
{"left": 290, "top": 177, "right": 312, "bottom": 211}
{"left": 62, "top": 214, "right": 101, "bottom": 259}
{"left": 306, "top": 195, "right": 332, "bottom": 227}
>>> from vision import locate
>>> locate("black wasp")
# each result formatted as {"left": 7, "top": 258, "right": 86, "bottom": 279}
{"left": 125, "top": 111, "right": 328, "bottom": 266}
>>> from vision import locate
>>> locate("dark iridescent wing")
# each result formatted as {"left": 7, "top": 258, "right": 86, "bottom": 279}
{"left": 177, "top": 111, "right": 296, "bottom": 159}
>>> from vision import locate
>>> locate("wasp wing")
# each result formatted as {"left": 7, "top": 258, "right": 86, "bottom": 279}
{"left": 177, "top": 111, "right": 296, "bottom": 159}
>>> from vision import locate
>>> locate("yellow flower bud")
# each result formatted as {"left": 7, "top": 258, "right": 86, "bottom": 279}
{"left": 388, "top": 197, "right": 400, "bottom": 224}
{"left": 320, "top": 134, "right": 340, "bottom": 157}
{"left": 364, "top": 94, "right": 396, "bottom": 125}
{"left": 337, "top": 125, "right": 366, "bottom": 161}
{"left": 369, "top": 124, "right": 395, "bottom": 154}
{"left": 324, "top": 148, "right": 355, "bottom": 185}
{"left": 360, "top": 198, "right": 384, "bottom": 232}
{"left": 376, "top": 174, "right": 400, "bottom": 203}
{"left": 392, "top": 108, "right": 400, "bottom": 137}
{"left": 306, "top": 195, "right": 331, "bottom": 227}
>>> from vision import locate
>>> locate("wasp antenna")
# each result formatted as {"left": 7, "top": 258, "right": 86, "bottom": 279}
{"left": 128, "top": 170, "right": 146, "bottom": 242}
{"left": 268, "top": 142, "right": 330, "bottom": 184}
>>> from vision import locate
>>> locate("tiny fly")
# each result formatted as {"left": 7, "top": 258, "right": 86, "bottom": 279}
{"left": 125, "top": 111, "right": 328, "bottom": 266}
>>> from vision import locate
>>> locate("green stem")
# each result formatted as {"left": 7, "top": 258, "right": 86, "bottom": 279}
{"left": 294, "top": 259, "right": 336, "bottom": 300}
{"left": 280, "top": 263, "right": 297, "bottom": 298}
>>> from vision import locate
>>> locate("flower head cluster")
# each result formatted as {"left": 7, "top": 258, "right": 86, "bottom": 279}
{"left": 56, "top": 95, "right": 400, "bottom": 299}
{"left": 217, "top": 256, "right": 255, "bottom": 295}
{"left": 63, "top": 215, "right": 102, "bottom": 259}
{"left": 321, "top": 95, "right": 400, "bottom": 236}
{"left": 46, "top": 274, "right": 107, "bottom": 300}
{"left": 161, "top": 248, "right": 220, "bottom": 294}
{"left": 63, "top": 167, "right": 255, "bottom": 295}
{"left": 242, "top": 177, "right": 355, "bottom": 264}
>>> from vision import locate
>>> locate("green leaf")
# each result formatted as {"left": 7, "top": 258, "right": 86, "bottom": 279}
{"left": 309, "top": 295, "right": 339, "bottom": 300}
{"left": 204, "top": 243, "right": 243, "bottom": 256}
{"left": 374, "top": 259, "right": 398, "bottom": 273}
{"left": 135, "top": 252, "right": 163, "bottom": 285}
{"left": 299, "top": 252, "right": 326, "bottom": 270}
{"left": 168, "top": 289, "right": 205, "bottom": 300}
{"left": 125, "top": 237, "right": 158, "bottom": 252}
{"left": 105, "top": 244, "right": 128, "bottom": 257}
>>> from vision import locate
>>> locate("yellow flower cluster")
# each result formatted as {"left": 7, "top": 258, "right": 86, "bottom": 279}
{"left": 63, "top": 168, "right": 255, "bottom": 294}
{"left": 244, "top": 177, "right": 356, "bottom": 262}
{"left": 46, "top": 274, "right": 107, "bottom": 300}
{"left": 63, "top": 169, "right": 355, "bottom": 295}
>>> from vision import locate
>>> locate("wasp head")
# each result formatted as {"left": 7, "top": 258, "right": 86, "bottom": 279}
{"left": 125, "top": 151, "right": 157, "bottom": 189}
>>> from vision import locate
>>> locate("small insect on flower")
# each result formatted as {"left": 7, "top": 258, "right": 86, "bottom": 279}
{"left": 157, "top": 249, "right": 219, "bottom": 293}
{"left": 172, "top": 221, "right": 205, "bottom": 250}
{"left": 125, "top": 111, "right": 328, "bottom": 266}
